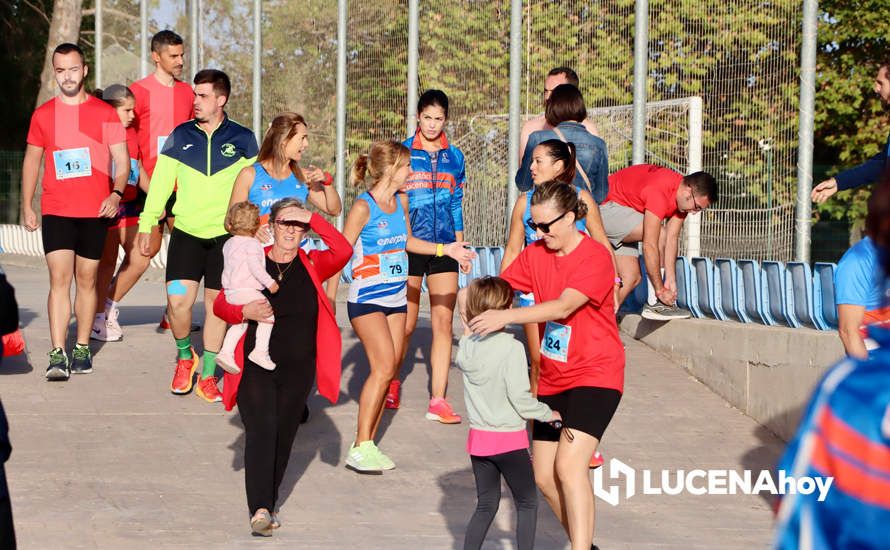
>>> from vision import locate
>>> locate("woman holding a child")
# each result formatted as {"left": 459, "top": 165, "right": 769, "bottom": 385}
{"left": 469, "top": 180, "right": 625, "bottom": 550}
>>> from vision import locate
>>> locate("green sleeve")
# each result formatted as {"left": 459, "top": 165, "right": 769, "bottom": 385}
{"left": 138, "top": 155, "right": 177, "bottom": 233}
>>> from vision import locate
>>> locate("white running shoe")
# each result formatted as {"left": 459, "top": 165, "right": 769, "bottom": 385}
{"left": 641, "top": 301, "right": 691, "bottom": 321}
{"left": 90, "top": 312, "right": 122, "bottom": 342}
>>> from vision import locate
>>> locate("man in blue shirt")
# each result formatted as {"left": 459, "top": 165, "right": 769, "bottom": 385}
{"left": 812, "top": 62, "right": 890, "bottom": 202}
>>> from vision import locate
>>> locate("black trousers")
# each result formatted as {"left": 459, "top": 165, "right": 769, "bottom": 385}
{"left": 464, "top": 449, "right": 538, "bottom": 550}
{"left": 237, "top": 359, "right": 315, "bottom": 515}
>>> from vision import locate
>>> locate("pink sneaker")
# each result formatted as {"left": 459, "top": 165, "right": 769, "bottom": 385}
{"left": 216, "top": 351, "right": 241, "bottom": 374}
{"left": 589, "top": 450, "right": 604, "bottom": 469}
{"left": 425, "top": 397, "right": 461, "bottom": 424}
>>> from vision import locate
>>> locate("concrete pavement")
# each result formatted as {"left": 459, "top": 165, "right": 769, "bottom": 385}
{"left": 0, "top": 257, "right": 785, "bottom": 549}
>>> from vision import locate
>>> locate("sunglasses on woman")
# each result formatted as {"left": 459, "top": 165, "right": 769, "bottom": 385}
{"left": 274, "top": 218, "right": 310, "bottom": 230}
{"left": 526, "top": 211, "right": 567, "bottom": 234}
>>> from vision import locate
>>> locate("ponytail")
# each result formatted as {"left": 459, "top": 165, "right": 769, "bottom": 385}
{"left": 351, "top": 154, "right": 370, "bottom": 187}
{"left": 351, "top": 141, "right": 410, "bottom": 189}
{"left": 531, "top": 180, "right": 588, "bottom": 222}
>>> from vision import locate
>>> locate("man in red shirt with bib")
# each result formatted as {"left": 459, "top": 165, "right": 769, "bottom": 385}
{"left": 20, "top": 43, "right": 129, "bottom": 381}
{"left": 600, "top": 164, "right": 718, "bottom": 320}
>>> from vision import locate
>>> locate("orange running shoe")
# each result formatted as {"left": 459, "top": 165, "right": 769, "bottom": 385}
{"left": 589, "top": 450, "right": 604, "bottom": 469}
{"left": 170, "top": 346, "right": 198, "bottom": 394}
{"left": 195, "top": 375, "right": 222, "bottom": 403}
{"left": 384, "top": 380, "right": 401, "bottom": 409}
{"left": 425, "top": 397, "right": 461, "bottom": 424}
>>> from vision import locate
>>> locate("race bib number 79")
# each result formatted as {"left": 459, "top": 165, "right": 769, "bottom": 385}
{"left": 380, "top": 251, "right": 408, "bottom": 283}
{"left": 541, "top": 321, "right": 571, "bottom": 363}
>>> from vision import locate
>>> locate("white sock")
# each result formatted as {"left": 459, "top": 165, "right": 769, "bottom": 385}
{"left": 105, "top": 298, "right": 119, "bottom": 316}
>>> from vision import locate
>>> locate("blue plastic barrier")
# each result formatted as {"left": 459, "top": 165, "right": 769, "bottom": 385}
{"left": 675, "top": 256, "right": 703, "bottom": 317}
{"left": 813, "top": 262, "right": 838, "bottom": 329}
{"left": 715, "top": 258, "right": 750, "bottom": 323}
{"left": 785, "top": 262, "right": 821, "bottom": 329}
{"left": 691, "top": 257, "right": 726, "bottom": 320}
{"left": 762, "top": 261, "right": 795, "bottom": 327}
{"left": 738, "top": 260, "right": 774, "bottom": 325}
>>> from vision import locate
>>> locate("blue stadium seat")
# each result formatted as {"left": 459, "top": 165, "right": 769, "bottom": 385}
{"left": 738, "top": 259, "right": 775, "bottom": 325}
{"left": 813, "top": 262, "right": 838, "bottom": 330}
{"left": 691, "top": 257, "right": 726, "bottom": 320}
{"left": 675, "top": 256, "right": 703, "bottom": 317}
{"left": 489, "top": 247, "right": 504, "bottom": 276}
{"left": 762, "top": 261, "right": 795, "bottom": 327}
{"left": 785, "top": 262, "right": 820, "bottom": 329}
{"left": 475, "top": 247, "right": 493, "bottom": 277}
{"left": 715, "top": 258, "right": 750, "bottom": 323}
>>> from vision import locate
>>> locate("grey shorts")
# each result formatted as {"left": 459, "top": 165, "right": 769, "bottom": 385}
{"left": 599, "top": 201, "right": 643, "bottom": 257}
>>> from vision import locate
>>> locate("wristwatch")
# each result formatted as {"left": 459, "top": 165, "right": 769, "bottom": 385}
{"left": 111, "top": 189, "right": 124, "bottom": 198}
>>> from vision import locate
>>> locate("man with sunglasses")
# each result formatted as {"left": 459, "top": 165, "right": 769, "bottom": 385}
{"left": 518, "top": 67, "right": 599, "bottom": 160}
{"left": 600, "top": 164, "right": 718, "bottom": 320}
{"left": 136, "top": 69, "right": 258, "bottom": 402}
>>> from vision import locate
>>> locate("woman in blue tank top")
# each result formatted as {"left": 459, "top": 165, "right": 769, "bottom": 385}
{"left": 326, "top": 141, "right": 472, "bottom": 474}
{"left": 501, "top": 139, "right": 615, "bottom": 394}
{"left": 229, "top": 112, "right": 342, "bottom": 241}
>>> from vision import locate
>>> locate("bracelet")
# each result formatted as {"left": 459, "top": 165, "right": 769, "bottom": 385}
{"left": 614, "top": 277, "right": 623, "bottom": 288}
{"left": 111, "top": 189, "right": 124, "bottom": 198}
{"left": 322, "top": 172, "right": 333, "bottom": 187}
{"left": 436, "top": 243, "right": 444, "bottom": 257}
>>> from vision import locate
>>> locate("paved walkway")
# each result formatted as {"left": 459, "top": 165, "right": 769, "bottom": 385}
{"left": 0, "top": 258, "right": 785, "bottom": 549}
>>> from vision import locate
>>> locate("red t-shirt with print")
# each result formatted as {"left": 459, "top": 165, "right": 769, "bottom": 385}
{"left": 500, "top": 235, "right": 625, "bottom": 395}
{"left": 130, "top": 75, "right": 195, "bottom": 177}
{"left": 26, "top": 96, "right": 126, "bottom": 217}
{"left": 605, "top": 164, "right": 687, "bottom": 220}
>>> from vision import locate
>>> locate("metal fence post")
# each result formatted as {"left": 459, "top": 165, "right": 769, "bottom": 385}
{"left": 252, "top": 0, "right": 262, "bottom": 142}
{"left": 140, "top": 0, "right": 148, "bottom": 78}
{"left": 506, "top": 0, "right": 522, "bottom": 234}
{"left": 406, "top": 0, "right": 419, "bottom": 137}
{"left": 795, "top": 0, "right": 818, "bottom": 263}
{"left": 95, "top": 0, "right": 103, "bottom": 88}
{"left": 335, "top": 0, "right": 348, "bottom": 230}
{"left": 631, "top": 0, "right": 648, "bottom": 165}
{"left": 684, "top": 96, "right": 704, "bottom": 257}
{"left": 190, "top": 0, "right": 198, "bottom": 74}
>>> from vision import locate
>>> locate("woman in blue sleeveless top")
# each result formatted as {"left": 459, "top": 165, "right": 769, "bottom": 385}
{"left": 501, "top": 139, "right": 614, "bottom": 395}
{"left": 326, "top": 141, "right": 471, "bottom": 474}
{"left": 229, "top": 112, "right": 342, "bottom": 242}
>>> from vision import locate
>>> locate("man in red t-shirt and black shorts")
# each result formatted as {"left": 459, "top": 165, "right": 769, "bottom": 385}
{"left": 130, "top": 30, "right": 195, "bottom": 332}
{"left": 600, "top": 164, "right": 718, "bottom": 320}
{"left": 20, "top": 43, "right": 130, "bottom": 381}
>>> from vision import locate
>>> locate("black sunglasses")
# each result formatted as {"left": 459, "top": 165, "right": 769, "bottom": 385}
{"left": 526, "top": 211, "right": 567, "bottom": 234}
{"left": 274, "top": 218, "right": 310, "bottom": 229}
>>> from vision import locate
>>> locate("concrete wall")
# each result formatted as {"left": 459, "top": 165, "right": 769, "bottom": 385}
{"left": 620, "top": 314, "right": 845, "bottom": 441}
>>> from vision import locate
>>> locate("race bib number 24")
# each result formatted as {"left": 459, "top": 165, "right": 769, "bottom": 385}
{"left": 541, "top": 321, "right": 571, "bottom": 363}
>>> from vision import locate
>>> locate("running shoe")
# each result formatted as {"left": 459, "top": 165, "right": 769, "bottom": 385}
{"left": 384, "top": 380, "right": 401, "bottom": 409}
{"left": 170, "top": 346, "right": 199, "bottom": 394}
{"left": 195, "top": 376, "right": 223, "bottom": 403}
{"left": 641, "top": 301, "right": 691, "bottom": 321}
{"left": 250, "top": 508, "right": 273, "bottom": 537}
{"left": 70, "top": 345, "right": 93, "bottom": 374}
{"left": 90, "top": 311, "right": 122, "bottom": 342}
{"left": 426, "top": 397, "right": 462, "bottom": 424}
{"left": 215, "top": 351, "right": 241, "bottom": 374}
{"left": 589, "top": 450, "right": 604, "bottom": 469}
{"left": 345, "top": 441, "right": 385, "bottom": 474}
{"left": 45, "top": 348, "right": 70, "bottom": 381}
{"left": 157, "top": 313, "right": 201, "bottom": 334}
{"left": 372, "top": 444, "right": 396, "bottom": 471}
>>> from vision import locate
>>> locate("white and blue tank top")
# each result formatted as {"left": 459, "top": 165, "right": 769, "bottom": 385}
{"left": 348, "top": 192, "right": 409, "bottom": 307}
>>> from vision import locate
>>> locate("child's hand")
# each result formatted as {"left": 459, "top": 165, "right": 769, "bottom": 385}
{"left": 268, "top": 281, "right": 280, "bottom": 294}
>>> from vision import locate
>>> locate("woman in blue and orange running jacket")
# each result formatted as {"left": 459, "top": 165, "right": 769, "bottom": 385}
{"left": 390, "top": 89, "right": 476, "bottom": 424}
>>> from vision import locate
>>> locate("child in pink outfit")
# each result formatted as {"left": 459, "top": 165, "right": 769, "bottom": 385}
{"left": 216, "top": 202, "right": 279, "bottom": 373}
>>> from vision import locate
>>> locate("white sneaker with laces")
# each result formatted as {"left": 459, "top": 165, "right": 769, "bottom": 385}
{"left": 90, "top": 312, "right": 122, "bottom": 342}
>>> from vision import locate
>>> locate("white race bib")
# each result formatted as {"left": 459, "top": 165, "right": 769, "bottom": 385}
{"left": 53, "top": 147, "right": 92, "bottom": 180}
{"left": 157, "top": 135, "right": 168, "bottom": 155}
{"left": 541, "top": 321, "right": 571, "bottom": 363}
{"left": 379, "top": 251, "right": 408, "bottom": 283}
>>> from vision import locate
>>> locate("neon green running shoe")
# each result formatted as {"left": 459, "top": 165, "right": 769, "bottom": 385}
{"left": 345, "top": 441, "right": 384, "bottom": 475}
{"left": 371, "top": 444, "right": 395, "bottom": 471}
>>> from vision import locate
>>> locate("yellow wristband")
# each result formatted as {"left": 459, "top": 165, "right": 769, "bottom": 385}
{"left": 436, "top": 243, "right": 444, "bottom": 257}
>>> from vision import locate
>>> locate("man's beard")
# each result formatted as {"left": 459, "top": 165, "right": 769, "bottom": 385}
{"left": 59, "top": 80, "right": 83, "bottom": 97}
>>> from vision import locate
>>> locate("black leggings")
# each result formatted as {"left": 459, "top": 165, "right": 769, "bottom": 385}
{"left": 464, "top": 449, "right": 537, "bottom": 550}
{"left": 237, "top": 358, "right": 315, "bottom": 515}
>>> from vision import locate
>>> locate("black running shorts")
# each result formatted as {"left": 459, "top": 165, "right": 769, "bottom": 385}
{"left": 407, "top": 252, "right": 459, "bottom": 277}
{"left": 165, "top": 228, "right": 230, "bottom": 290}
{"left": 41, "top": 215, "right": 109, "bottom": 260}
{"left": 533, "top": 386, "right": 622, "bottom": 442}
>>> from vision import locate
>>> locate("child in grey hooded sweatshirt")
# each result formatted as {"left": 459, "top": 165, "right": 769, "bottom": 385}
{"left": 457, "top": 276, "right": 561, "bottom": 550}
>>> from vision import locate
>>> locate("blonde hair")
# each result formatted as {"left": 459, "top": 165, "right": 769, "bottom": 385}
{"left": 258, "top": 112, "right": 307, "bottom": 181}
{"left": 350, "top": 140, "right": 410, "bottom": 188}
{"left": 225, "top": 201, "right": 261, "bottom": 236}
{"left": 464, "top": 276, "right": 514, "bottom": 323}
